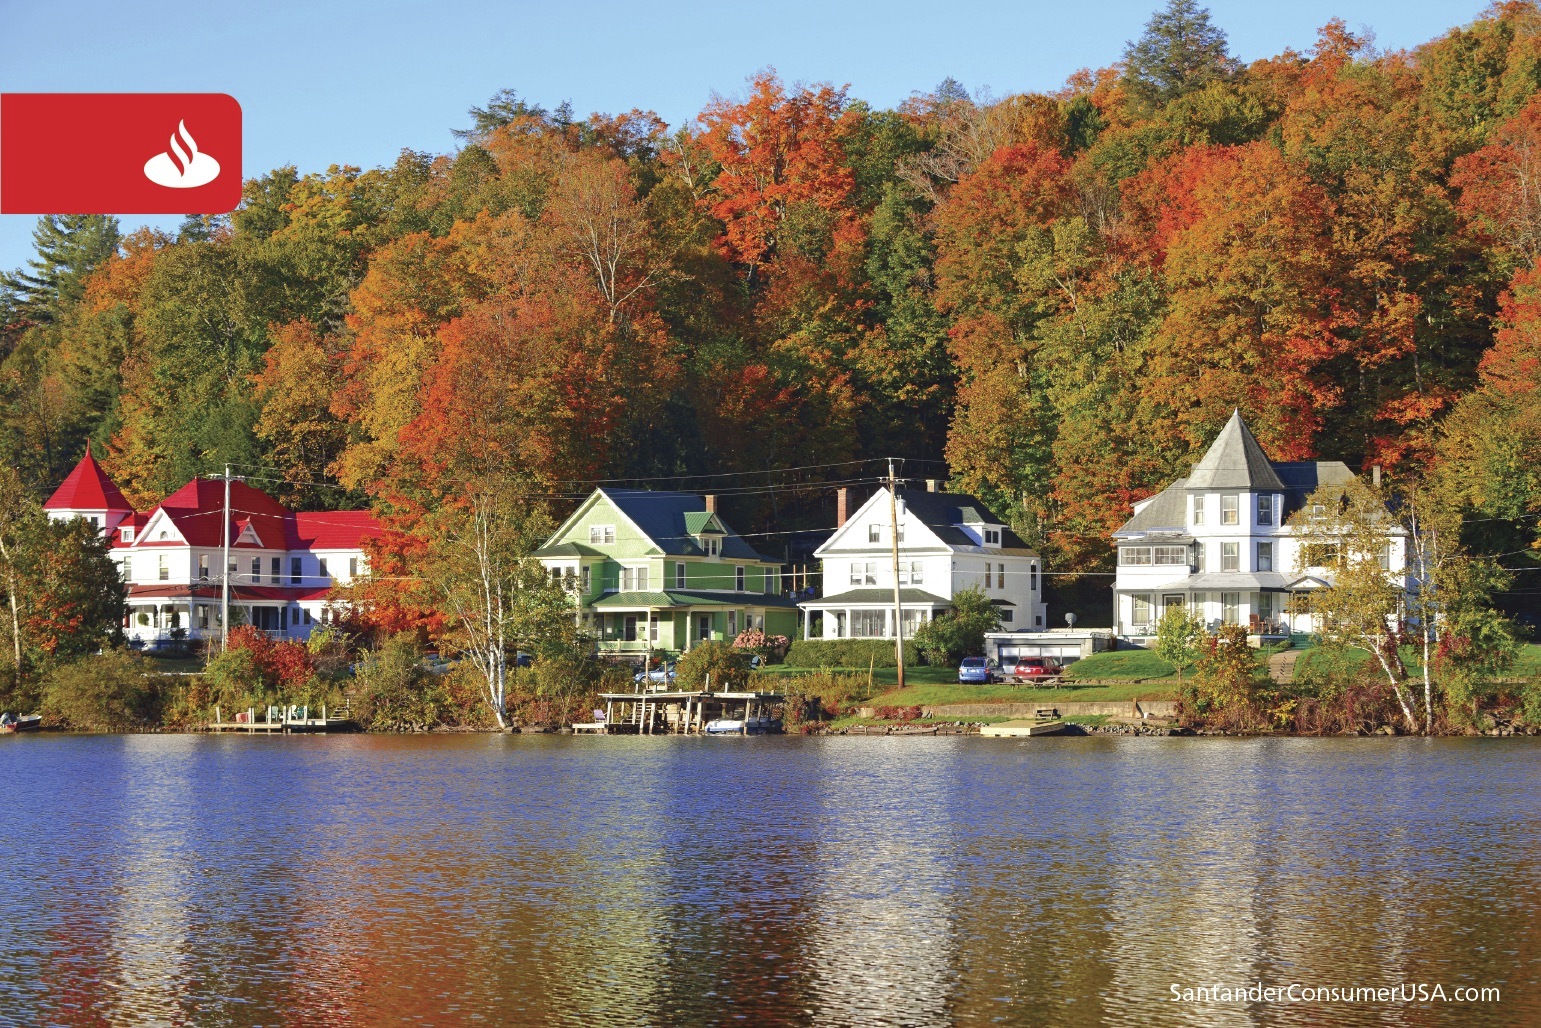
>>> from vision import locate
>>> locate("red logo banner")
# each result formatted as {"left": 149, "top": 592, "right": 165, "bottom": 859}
{"left": 1, "top": 93, "right": 242, "bottom": 214}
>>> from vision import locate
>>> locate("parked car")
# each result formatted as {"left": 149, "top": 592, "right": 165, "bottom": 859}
{"left": 958, "top": 657, "right": 997, "bottom": 684}
{"left": 1011, "top": 657, "right": 1064, "bottom": 682}
{"left": 635, "top": 662, "right": 677, "bottom": 685}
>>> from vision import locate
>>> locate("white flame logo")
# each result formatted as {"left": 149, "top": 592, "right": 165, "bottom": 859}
{"left": 143, "top": 120, "right": 221, "bottom": 188}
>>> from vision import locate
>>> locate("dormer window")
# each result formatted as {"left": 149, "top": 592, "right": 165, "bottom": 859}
{"left": 697, "top": 535, "right": 720, "bottom": 557}
{"left": 120, "top": 527, "right": 134, "bottom": 543}
{"left": 984, "top": 528, "right": 1000, "bottom": 546}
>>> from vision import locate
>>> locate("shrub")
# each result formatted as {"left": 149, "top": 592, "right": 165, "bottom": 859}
{"left": 353, "top": 634, "right": 448, "bottom": 731}
{"left": 41, "top": 649, "right": 158, "bottom": 731}
{"left": 676, "top": 640, "right": 750, "bottom": 690}
{"left": 911, "top": 587, "right": 1000, "bottom": 667}
{"left": 732, "top": 629, "right": 790, "bottom": 662}
{"left": 784, "top": 638, "right": 920, "bottom": 668}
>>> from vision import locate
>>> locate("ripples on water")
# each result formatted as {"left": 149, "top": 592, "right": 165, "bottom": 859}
{"left": 0, "top": 735, "right": 1536, "bottom": 1026}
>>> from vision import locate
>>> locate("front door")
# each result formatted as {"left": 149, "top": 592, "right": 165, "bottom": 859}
{"left": 698, "top": 614, "right": 712, "bottom": 641}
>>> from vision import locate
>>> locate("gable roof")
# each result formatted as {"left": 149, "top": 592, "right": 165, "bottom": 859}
{"left": 564, "top": 489, "right": 774, "bottom": 561}
{"left": 820, "top": 486, "right": 1036, "bottom": 555}
{"left": 288, "top": 511, "right": 382, "bottom": 551}
{"left": 43, "top": 446, "right": 134, "bottom": 513}
{"left": 1185, "top": 411, "right": 1287, "bottom": 492}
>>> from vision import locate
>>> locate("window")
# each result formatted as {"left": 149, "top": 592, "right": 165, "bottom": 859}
{"left": 650, "top": 619, "right": 659, "bottom": 643}
{"left": 1195, "top": 543, "right": 1207, "bottom": 573}
{"left": 589, "top": 525, "right": 616, "bottom": 545}
{"left": 291, "top": 557, "right": 302, "bottom": 585}
{"left": 727, "top": 611, "right": 738, "bottom": 636}
{"left": 699, "top": 536, "right": 720, "bottom": 556}
{"left": 197, "top": 605, "right": 209, "bottom": 629}
{"left": 1221, "top": 494, "right": 1239, "bottom": 525}
{"left": 869, "top": 524, "right": 882, "bottom": 544}
{"left": 623, "top": 615, "right": 638, "bottom": 642}
{"left": 1000, "top": 609, "right": 1013, "bottom": 623}
{"left": 675, "top": 562, "right": 686, "bottom": 589}
{"left": 984, "top": 528, "right": 1000, "bottom": 545}
{"left": 850, "top": 561, "right": 876, "bottom": 586}
{"left": 1221, "top": 542, "right": 1239, "bottom": 572}
{"left": 1257, "top": 494, "right": 1275, "bottom": 526}
{"left": 765, "top": 569, "right": 776, "bottom": 594}
{"left": 120, "top": 557, "right": 131, "bottom": 580}
{"left": 550, "top": 567, "right": 564, "bottom": 585}
{"left": 158, "top": 555, "right": 169, "bottom": 581}
{"left": 250, "top": 558, "right": 261, "bottom": 582}
{"left": 1030, "top": 563, "right": 1038, "bottom": 592}
{"left": 898, "top": 560, "right": 924, "bottom": 585}
{"left": 199, "top": 554, "right": 210, "bottom": 581}
{"left": 582, "top": 565, "right": 592, "bottom": 593}
{"left": 349, "top": 557, "right": 359, "bottom": 579}
{"left": 1192, "top": 495, "right": 1205, "bottom": 526}
{"left": 620, "top": 566, "right": 649, "bottom": 591}
{"left": 1191, "top": 592, "right": 1209, "bottom": 616}
{"left": 319, "top": 557, "right": 329, "bottom": 580}
{"left": 851, "top": 610, "right": 885, "bottom": 637}
{"left": 1131, "top": 594, "right": 1152, "bottom": 627}
{"left": 996, "top": 563, "right": 1005, "bottom": 589}
{"left": 120, "top": 527, "right": 134, "bottom": 543}
{"left": 1377, "top": 542, "right": 1392, "bottom": 571}
{"left": 1222, "top": 592, "right": 1241, "bottom": 625}
{"left": 1119, "top": 547, "right": 1153, "bottom": 566}
{"left": 735, "top": 566, "right": 745, "bottom": 591}
{"left": 1154, "top": 546, "right": 1189, "bottom": 565}
{"left": 1301, "top": 542, "right": 1339, "bottom": 567}
{"left": 1256, "top": 542, "right": 1273, "bottom": 573}
{"left": 1255, "top": 592, "right": 1278, "bottom": 621}
{"left": 271, "top": 557, "right": 281, "bottom": 584}
{"left": 303, "top": 609, "right": 312, "bottom": 625}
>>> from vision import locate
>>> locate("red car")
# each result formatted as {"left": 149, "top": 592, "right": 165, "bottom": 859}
{"left": 1011, "top": 657, "right": 1064, "bottom": 682}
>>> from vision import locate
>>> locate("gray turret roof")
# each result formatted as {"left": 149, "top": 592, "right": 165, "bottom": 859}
{"left": 1184, "top": 410, "right": 1287, "bottom": 492}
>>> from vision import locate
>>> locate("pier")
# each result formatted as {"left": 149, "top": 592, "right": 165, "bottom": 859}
{"left": 583, "top": 689, "right": 785, "bottom": 734}
{"left": 209, "top": 704, "right": 358, "bottom": 734}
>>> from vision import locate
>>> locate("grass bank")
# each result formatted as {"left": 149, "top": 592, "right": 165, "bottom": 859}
{"left": 856, "top": 680, "right": 1175, "bottom": 707}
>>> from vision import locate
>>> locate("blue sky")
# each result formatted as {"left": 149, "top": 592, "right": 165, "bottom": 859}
{"left": 0, "top": 0, "right": 1488, "bottom": 272}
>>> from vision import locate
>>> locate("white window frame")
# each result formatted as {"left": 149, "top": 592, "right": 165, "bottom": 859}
{"left": 868, "top": 524, "right": 881, "bottom": 544}
{"left": 1256, "top": 542, "right": 1273, "bottom": 573}
{"left": 1257, "top": 494, "right": 1275, "bottom": 526}
{"left": 675, "top": 561, "right": 686, "bottom": 589}
{"left": 1130, "top": 594, "right": 1152, "bottom": 627}
{"left": 1192, "top": 495, "right": 1205, "bottom": 526}
{"left": 735, "top": 566, "right": 745, "bottom": 591}
{"left": 1221, "top": 542, "right": 1240, "bottom": 573}
{"left": 1221, "top": 494, "right": 1239, "bottom": 525}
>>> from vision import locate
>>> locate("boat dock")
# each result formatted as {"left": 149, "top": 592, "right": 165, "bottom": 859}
{"left": 209, "top": 704, "right": 357, "bottom": 734}
{"left": 579, "top": 689, "right": 786, "bottom": 734}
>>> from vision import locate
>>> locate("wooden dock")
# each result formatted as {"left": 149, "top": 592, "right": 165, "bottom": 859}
{"left": 209, "top": 704, "right": 357, "bottom": 734}
{"left": 978, "top": 719, "right": 1068, "bottom": 737}
{"left": 587, "top": 689, "right": 786, "bottom": 735}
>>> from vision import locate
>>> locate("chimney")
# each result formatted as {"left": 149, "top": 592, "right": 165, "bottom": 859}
{"left": 704, "top": 494, "right": 717, "bottom": 513}
{"left": 1371, "top": 465, "right": 1382, "bottom": 488}
{"left": 836, "top": 487, "right": 850, "bottom": 528}
{"left": 926, "top": 479, "right": 938, "bottom": 493}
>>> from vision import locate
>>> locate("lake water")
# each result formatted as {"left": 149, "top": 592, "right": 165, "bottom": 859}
{"left": 1, "top": 735, "right": 1536, "bottom": 1026}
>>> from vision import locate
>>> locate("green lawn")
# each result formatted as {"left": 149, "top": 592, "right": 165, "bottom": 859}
{"left": 856, "top": 680, "right": 1173, "bottom": 707}
{"left": 1062, "top": 650, "right": 1175, "bottom": 680}
{"left": 1514, "top": 644, "right": 1541, "bottom": 678}
{"left": 755, "top": 665, "right": 958, "bottom": 686}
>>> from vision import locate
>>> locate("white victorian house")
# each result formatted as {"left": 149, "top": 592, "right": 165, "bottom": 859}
{"left": 43, "top": 447, "right": 381, "bottom": 648}
{"left": 1111, "top": 411, "right": 1410, "bottom": 643}
{"left": 801, "top": 485, "right": 1047, "bottom": 640}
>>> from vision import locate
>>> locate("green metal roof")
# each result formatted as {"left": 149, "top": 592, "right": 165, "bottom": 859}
{"left": 532, "top": 541, "right": 605, "bottom": 558}
{"left": 682, "top": 511, "right": 727, "bottom": 534}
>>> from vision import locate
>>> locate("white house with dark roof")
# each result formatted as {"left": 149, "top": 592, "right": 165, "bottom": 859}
{"left": 1111, "top": 411, "right": 1410, "bottom": 642}
{"left": 43, "top": 449, "right": 381, "bottom": 647}
{"left": 801, "top": 485, "right": 1047, "bottom": 640}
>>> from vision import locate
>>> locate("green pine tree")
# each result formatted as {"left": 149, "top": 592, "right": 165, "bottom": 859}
{"left": 1122, "top": 0, "right": 1236, "bottom": 105}
{"left": 0, "top": 215, "right": 121, "bottom": 323}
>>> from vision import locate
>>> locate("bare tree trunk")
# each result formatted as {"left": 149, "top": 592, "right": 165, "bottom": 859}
{"left": 0, "top": 538, "right": 22, "bottom": 690}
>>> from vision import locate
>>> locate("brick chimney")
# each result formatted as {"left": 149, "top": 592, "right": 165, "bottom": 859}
{"left": 836, "top": 486, "right": 850, "bottom": 527}
{"left": 704, "top": 493, "right": 717, "bottom": 513}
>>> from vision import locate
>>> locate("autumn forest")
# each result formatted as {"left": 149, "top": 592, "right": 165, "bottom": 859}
{"left": 3, "top": 0, "right": 1541, "bottom": 621}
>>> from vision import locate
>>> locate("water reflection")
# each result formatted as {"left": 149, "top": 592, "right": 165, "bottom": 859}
{"left": 1, "top": 735, "right": 1536, "bottom": 1025}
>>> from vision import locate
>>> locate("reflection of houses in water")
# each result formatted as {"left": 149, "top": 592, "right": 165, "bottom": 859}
{"left": 801, "top": 741, "right": 964, "bottom": 1024}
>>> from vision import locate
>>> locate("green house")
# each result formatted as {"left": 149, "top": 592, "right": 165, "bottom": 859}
{"left": 535, "top": 489, "right": 798, "bottom": 659}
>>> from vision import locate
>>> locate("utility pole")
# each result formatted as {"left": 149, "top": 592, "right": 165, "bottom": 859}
{"left": 888, "top": 459, "right": 905, "bottom": 690}
{"left": 221, "top": 465, "right": 232, "bottom": 652}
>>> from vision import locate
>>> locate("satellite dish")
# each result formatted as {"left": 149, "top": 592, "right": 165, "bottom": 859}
{"left": 1065, "top": 612, "right": 1077, "bottom": 628}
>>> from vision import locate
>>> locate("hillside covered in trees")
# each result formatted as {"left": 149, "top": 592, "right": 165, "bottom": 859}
{"left": 3, "top": 0, "right": 1540, "bottom": 619}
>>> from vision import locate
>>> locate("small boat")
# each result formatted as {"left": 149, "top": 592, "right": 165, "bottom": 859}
{"left": 705, "top": 716, "right": 781, "bottom": 735}
{"left": 0, "top": 714, "right": 42, "bottom": 734}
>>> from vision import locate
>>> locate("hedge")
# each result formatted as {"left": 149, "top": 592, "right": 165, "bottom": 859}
{"left": 784, "top": 638, "right": 921, "bottom": 668}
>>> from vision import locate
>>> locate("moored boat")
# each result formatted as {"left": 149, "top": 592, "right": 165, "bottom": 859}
{"left": 705, "top": 715, "right": 781, "bottom": 735}
{"left": 0, "top": 714, "right": 42, "bottom": 734}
